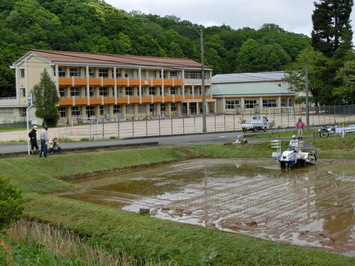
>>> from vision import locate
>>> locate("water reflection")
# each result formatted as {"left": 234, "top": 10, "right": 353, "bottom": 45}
{"left": 59, "top": 158, "right": 355, "bottom": 257}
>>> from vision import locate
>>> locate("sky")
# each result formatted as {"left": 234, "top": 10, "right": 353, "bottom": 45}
{"left": 105, "top": 0, "right": 355, "bottom": 37}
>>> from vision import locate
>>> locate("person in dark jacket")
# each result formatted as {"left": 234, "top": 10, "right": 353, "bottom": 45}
{"left": 28, "top": 125, "right": 39, "bottom": 154}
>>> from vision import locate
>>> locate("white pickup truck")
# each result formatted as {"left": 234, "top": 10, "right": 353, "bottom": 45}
{"left": 240, "top": 115, "right": 269, "bottom": 132}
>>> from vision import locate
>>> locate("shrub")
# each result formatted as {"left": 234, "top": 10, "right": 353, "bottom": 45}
{"left": 0, "top": 176, "right": 24, "bottom": 232}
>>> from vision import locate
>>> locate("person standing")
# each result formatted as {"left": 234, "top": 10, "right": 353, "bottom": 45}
{"left": 295, "top": 118, "right": 306, "bottom": 140}
{"left": 28, "top": 125, "right": 39, "bottom": 154}
{"left": 39, "top": 126, "right": 49, "bottom": 158}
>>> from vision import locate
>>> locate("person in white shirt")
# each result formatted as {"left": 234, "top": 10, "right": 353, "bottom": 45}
{"left": 289, "top": 135, "right": 299, "bottom": 151}
{"left": 39, "top": 126, "right": 49, "bottom": 158}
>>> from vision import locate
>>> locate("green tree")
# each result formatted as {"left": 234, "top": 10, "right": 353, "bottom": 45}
{"left": 0, "top": 175, "right": 23, "bottom": 232}
{"left": 33, "top": 69, "right": 60, "bottom": 127}
{"left": 311, "top": 0, "right": 354, "bottom": 104}
{"left": 284, "top": 47, "right": 329, "bottom": 105}
{"left": 235, "top": 38, "right": 260, "bottom": 72}
{"left": 312, "top": 0, "right": 353, "bottom": 57}
{"left": 334, "top": 60, "right": 355, "bottom": 103}
{"left": 254, "top": 43, "right": 291, "bottom": 71}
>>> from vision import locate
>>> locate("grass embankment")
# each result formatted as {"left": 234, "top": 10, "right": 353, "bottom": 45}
{"left": 1, "top": 139, "right": 355, "bottom": 265}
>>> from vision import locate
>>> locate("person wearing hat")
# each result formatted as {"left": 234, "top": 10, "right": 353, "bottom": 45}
{"left": 28, "top": 125, "right": 39, "bottom": 154}
{"left": 39, "top": 126, "right": 49, "bottom": 158}
{"left": 295, "top": 117, "right": 306, "bottom": 140}
{"left": 289, "top": 135, "right": 299, "bottom": 151}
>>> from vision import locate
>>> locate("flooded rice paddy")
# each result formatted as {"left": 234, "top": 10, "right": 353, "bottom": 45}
{"left": 59, "top": 158, "right": 355, "bottom": 257}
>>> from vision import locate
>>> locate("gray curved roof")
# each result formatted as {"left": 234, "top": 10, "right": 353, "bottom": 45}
{"left": 212, "top": 71, "right": 286, "bottom": 84}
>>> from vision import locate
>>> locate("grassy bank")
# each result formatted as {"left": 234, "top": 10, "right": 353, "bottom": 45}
{"left": 1, "top": 139, "right": 355, "bottom": 265}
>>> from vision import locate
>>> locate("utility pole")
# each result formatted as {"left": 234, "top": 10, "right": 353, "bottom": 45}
{"left": 26, "top": 92, "right": 33, "bottom": 155}
{"left": 189, "top": 24, "right": 207, "bottom": 133}
{"left": 200, "top": 27, "right": 207, "bottom": 133}
{"left": 305, "top": 62, "right": 309, "bottom": 133}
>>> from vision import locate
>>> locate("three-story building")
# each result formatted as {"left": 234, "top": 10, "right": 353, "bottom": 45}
{"left": 10, "top": 49, "right": 215, "bottom": 123}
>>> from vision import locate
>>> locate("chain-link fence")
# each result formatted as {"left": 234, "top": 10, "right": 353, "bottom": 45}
{"left": 61, "top": 105, "right": 355, "bottom": 141}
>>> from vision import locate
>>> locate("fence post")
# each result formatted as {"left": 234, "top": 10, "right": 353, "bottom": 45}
{"left": 159, "top": 115, "right": 161, "bottom": 136}
{"left": 102, "top": 118, "right": 105, "bottom": 139}
{"left": 89, "top": 119, "right": 93, "bottom": 140}
{"left": 146, "top": 117, "right": 148, "bottom": 137}
{"left": 224, "top": 113, "right": 226, "bottom": 131}
{"left": 117, "top": 117, "right": 120, "bottom": 139}
{"left": 214, "top": 113, "right": 217, "bottom": 132}
{"left": 132, "top": 117, "right": 134, "bottom": 138}
{"left": 183, "top": 116, "right": 185, "bottom": 134}
{"left": 171, "top": 115, "right": 173, "bottom": 135}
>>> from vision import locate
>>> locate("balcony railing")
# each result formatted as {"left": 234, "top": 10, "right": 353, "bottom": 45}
{"left": 58, "top": 77, "right": 189, "bottom": 87}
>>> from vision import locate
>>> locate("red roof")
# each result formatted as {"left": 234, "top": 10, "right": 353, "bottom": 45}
{"left": 32, "top": 49, "right": 204, "bottom": 69}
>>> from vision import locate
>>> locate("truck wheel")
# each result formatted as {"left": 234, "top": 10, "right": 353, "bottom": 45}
{"left": 263, "top": 127, "right": 267, "bottom": 132}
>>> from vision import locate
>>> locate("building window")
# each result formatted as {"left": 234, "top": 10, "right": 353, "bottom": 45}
{"left": 170, "top": 71, "right": 178, "bottom": 78}
{"left": 171, "top": 87, "right": 176, "bottom": 95}
{"left": 113, "top": 105, "right": 121, "bottom": 114}
{"left": 225, "top": 100, "right": 240, "bottom": 109}
{"left": 126, "top": 105, "right": 134, "bottom": 114}
{"left": 148, "top": 71, "right": 155, "bottom": 78}
{"left": 160, "top": 103, "right": 166, "bottom": 112}
{"left": 116, "top": 87, "right": 123, "bottom": 97}
{"left": 281, "top": 99, "right": 287, "bottom": 107}
{"left": 72, "top": 106, "right": 81, "bottom": 116}
{"left": 244, "top": 100, "right": 258, "bottom": 109}
{"left": 288, "top": 99, "right": 293, "bottom": 106}
{"left": 99, "top": 69, "right": 108, "bottom": 78}
{"left": 70, "top": 68, "right": 80, "bottom": 77}
{"left": 59, "top": 67, "right": 66, "bottom": 78}
{"left": 99, "top": 87, "right": 108, "bottom": 96}
{"left": 21, "top": 108, "right": 26, "bottom": 117}
{"left": 159, "top": 71, "right": 166, "bottom": 79}
{"left": 59, "top": 87, "right": 66, "bottom": 97}
{"left": 150, "top": 104, "right": 155, "bottom": 114}
{"left": 89, "top": 87, "right": 95, "bottom": 97}
{"left": 20, "top": 69, "right": 25, "bottom": 78}
{"left": 100, "top": 106, "right": 104, "bottom": 115}
{"left": 86, "top": 106, "right": 95, "bottom": 117}
{"left": 125, "top": 70, "right": 133, "bottom": 78}
{"left": 21, "top": 88, "right": 26, "bottom": 97}
{"left": 149, "top": 87, "right": 156, "bottom": 96}
{"left": 263, "top": 99, "right": 277, "bottom": 107}
{"left": 58, "top": 107, "right": 66, "bottom": 117}
{"left": 115, "top": 69, "right": 121, "bottom": 78}
{"left": 171, "top": 103, "right": 177, "bottom": 112}
{"left": 138, "top": 104, "right": 145, "bottom": 113}
{"left": 185, "top": 71, "right": 201, "bottom": 79}
{"left": 70, "top": 87, "right": 80, "bottom": 97}
{"left": 125, "top": 87, "right": 133, "bottom": 96}
{"left": 85, "top": 87, "right": 95, "bottom": 97}
{"left": 0, "top": 109, "right": 13, "bottom": 117}
{"left": 84, "top": 68, "right": 95, "bottom": 78}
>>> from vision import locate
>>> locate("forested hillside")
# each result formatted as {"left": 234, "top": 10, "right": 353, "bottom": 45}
{"left": 0, "top": 0, "right": 311, "bottom": 97}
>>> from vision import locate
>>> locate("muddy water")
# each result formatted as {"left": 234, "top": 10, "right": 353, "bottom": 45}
{"left": 59, "top": 158, "right": 355, "bottom": 257}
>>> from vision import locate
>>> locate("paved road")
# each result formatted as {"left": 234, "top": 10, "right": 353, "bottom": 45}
{"left": 0, "top": 131, "right": 253, "bottom": 155}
